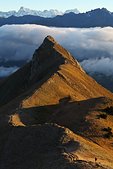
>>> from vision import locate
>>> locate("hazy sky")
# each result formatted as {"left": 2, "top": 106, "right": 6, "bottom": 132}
{"left": 0, "top": 0, "right": 113, "bottom": 12}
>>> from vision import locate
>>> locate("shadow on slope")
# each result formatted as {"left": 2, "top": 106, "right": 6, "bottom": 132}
{"left": 15, "top": 97, "right": 113, "bottom": 133}
{"left": 0, "top": 124, "right": 80, "bottom": 169}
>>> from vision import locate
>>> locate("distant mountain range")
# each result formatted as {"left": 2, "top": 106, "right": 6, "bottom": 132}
{"left": 0, "top": 8, "right": 113, "bottom": 28}
{"left": 0, "top": 7, "right": 80, "bottom": 18}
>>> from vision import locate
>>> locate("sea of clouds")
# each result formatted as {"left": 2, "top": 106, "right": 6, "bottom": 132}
{"left": 0, "top": 24, "right": 113, "bottom": 77}
{"left": 0, "top": 66, "right": 18, "bottom": 77}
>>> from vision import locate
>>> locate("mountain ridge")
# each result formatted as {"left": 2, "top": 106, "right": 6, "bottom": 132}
{"left": 0, "top": 36, "right": 113, "bottom": 168}
{"left": 0, "top": 8, "right": 113, "bottom": 27}
{"left": 0, "top": 7, "right": 79, "bottom": 18}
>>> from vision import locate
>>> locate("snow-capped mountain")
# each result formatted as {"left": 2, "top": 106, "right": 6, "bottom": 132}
{"left": 65, "top": 9, "right": 79, "bottom": 14}
{"left": 0, "top": 10, "right": 16, "bottom": 18}
{"left": 0, "top": 7, "right": 80, "bottom": 18}
{"left": 16, "top": 7, "right": 63, "bottom": 18}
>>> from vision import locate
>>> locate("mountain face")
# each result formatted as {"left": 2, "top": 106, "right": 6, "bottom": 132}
{"left": 0, "top": 8, "right": 113, "bottom": 27}
{"left": 0, "top": 7, "right": 79, "bottom": 18}
{"left": 0, "top": 36, "right": 113, "bottom": 169}
{"left": 0, "top": 35, "right": 113, "bottom": 107}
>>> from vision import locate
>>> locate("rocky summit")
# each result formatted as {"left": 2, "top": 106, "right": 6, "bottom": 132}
{"left": 0, "top": 36, "right": 113, "bottom": 169}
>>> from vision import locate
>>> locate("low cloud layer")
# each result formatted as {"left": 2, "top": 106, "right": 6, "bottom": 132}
{"left": 0, "top": 24, "right": 113, "bottom": 76}
{"left": 81, "top": 58, "right": 113, "bottom": 76}
{"left": 0, "top": 66, "right": 18, "bottom": 77}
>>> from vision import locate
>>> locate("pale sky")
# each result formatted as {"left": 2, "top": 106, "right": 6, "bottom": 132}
{"left": 0, "top": 0, "right": 113, "bottom": 12}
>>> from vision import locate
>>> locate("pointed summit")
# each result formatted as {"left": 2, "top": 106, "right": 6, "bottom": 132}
{"left": 30, "top": 35, "right": 83, "bottom": 82}
{"left": 44, "top": 35, "right": 57, "bottom": 44}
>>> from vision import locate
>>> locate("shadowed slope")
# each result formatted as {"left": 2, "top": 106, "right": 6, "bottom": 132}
{"left": 0, "top": 124, "right": 112, "bottom": 169}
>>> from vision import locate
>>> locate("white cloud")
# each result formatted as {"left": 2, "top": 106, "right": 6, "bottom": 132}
{"left": 81, "top": 58, "right": 113, "bottom": 76}
{"left": 0, "top": 24, "right": 113, "bottom": 76}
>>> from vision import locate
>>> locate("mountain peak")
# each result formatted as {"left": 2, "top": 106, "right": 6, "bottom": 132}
{"left": 18, "top": 6, "right": 27, "bottom": 12}
{"left": 30, "top": 35, "right": 83, "bottom": 82}
{"left": 65, "top": 8, "right": 80, "bottom": 14}
{"left": 87, "top": 7, "right": 111, "bottom": 15}
{"left": 19, "top": 6, "right": 24, "bottom": 10}
{"left": 43, "top": 35, "right": 57, "bottom": 45}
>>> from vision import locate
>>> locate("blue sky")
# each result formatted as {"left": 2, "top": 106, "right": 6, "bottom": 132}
{"left": 0, "top": 0, "right": 113, "bottom": 12}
